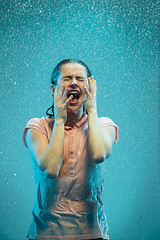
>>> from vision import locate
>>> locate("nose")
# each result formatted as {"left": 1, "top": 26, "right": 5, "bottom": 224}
{"left": 70, "top": 79, "right": 78, "bottom": 88}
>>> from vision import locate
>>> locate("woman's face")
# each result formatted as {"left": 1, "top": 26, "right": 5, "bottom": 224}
{"left": 57, "top": 63, "right": 89, "bottom": 112}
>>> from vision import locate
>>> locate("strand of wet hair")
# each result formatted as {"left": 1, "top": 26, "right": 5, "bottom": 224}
{"left": 46, "top": 104, "right": 54, "bottom": 118}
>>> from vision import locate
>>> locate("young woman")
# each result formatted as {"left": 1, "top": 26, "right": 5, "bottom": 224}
{"left": 23, "top": 59, "right": 119, "bottom": 240}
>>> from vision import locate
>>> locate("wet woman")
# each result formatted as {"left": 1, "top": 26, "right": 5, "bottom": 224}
{"left": 23, "top": 59, "right": 119, "bottom": 240}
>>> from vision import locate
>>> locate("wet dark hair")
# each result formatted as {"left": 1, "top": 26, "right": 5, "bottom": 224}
{"left": 46, "top": 58, "right": 92, "bottom": 118}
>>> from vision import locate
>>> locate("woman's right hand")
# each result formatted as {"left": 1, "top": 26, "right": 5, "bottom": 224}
{"left": 54, "top": 85, "right": 73, "bottom": 124}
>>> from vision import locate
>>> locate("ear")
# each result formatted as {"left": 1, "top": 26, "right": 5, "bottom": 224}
{"left": 50, "top": 84, "right": 55, "bottom": 96}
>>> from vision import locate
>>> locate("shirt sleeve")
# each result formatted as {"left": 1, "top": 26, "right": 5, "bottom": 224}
{"left": 99, "top": 117, "right": 119, "bottom": 144}
{"left": 22, "top": 118, "right": 47, "bottom": 147}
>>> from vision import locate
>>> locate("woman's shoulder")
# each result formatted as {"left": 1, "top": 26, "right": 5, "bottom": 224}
{"left": 22, "top": 117, "right": 55, "bottom": 147}
{"left": 26, "top": 116, "right": 54, "bottom": 128}
{"left": 98, "top": 116, "right": 119, "bottom": 144}
{"left": 98, "top": 116, "right": 116, "bottom": 126}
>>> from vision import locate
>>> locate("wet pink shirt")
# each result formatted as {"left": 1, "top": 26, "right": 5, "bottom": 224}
{"left": 23, "top": 113, "right": 119, "bottom": 240}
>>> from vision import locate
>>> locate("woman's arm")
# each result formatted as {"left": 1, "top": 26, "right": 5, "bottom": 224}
{"left": 88, "top": 110, "right": 115, "bottom": 163}
{"left": 84, "top": 76, "right": 116, "bottom": 163}
{"left": 25, "top": 85, "right": 73, "bottom": 178}
{"left": 26, "top": 119, "right": 65, "bottom": 178}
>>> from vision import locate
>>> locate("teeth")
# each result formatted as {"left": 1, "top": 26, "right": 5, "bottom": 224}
{"left": 67, "top": 91, "right": 80, "bottom": 98}
{"left": 69, "top": 91, "right": 78, "bottom": 94}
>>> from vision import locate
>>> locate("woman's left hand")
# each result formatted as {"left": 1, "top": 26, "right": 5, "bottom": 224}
{"left": 83, "top": 76, "right": 97, "bottom": 113}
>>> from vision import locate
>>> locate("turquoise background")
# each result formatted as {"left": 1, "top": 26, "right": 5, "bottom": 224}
{"left": 0, "top": 0, "right": 159, "bottom": 239}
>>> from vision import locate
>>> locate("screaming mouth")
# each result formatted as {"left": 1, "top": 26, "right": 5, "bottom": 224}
{"left": 67, "top": 91, "right": 80, "bottom": 99}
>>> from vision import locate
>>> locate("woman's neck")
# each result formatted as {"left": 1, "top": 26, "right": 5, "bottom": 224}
{"left": 65, "top": 109, "right": 84, "bottom": 128}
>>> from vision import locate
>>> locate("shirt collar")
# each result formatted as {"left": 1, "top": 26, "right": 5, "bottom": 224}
{"left": 46, "top": 113, "right": 88, "bottom": 130}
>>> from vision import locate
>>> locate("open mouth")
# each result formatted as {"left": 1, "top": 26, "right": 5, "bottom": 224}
{"left": 67, "top": 90, "right": 81, "bottom": 100}
{"left": 67, "top": 90, "right": 81, "bottom": 105}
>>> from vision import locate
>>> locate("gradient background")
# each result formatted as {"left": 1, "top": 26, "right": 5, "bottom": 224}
{"left": 0, "top": 0, "right": 159, "bottom": 239}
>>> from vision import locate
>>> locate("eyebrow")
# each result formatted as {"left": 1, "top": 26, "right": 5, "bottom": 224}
{"left": 77, "top": 76, "right": 85, "bottom": 79}
{"left": 63, "top": 76, "right": 72, "bottom": 79}
{"left": 63, "top": 75, "right": 85, "bottom": 79}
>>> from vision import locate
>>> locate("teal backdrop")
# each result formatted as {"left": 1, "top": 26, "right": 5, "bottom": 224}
{"left": 0, "top": 0, "right": 159, "bottom": 239}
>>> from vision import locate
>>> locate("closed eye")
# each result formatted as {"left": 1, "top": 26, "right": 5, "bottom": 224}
{"left": 76, "top": 76, "right": 85, "bottom": 81}
{"left": 63, "top": 76, "right": 85, "bottom": 81}
{"left": 63, "top": 76, "right": 72, "bottom": 81}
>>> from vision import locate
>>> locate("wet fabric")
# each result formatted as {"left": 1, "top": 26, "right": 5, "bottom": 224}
{"left": 23, "top": 113, "right": 119, "bottom": 240}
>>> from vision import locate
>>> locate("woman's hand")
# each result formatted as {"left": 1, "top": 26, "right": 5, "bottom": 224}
{"left": 83, "top": 76, "right": 97, "bottom": 114}
{"left": 54, "top": 85, "right": 73, "bottom": 123}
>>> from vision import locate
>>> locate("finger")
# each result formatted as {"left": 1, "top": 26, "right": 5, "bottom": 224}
{"left": 88, "top": 77, "right": 94, "bottom": 94}
{"left": 90, "top": 76, "right": 96, "bottom": 96}
{"left": 94, "top": 80, "right": 97, "bottom": 91}
{"left": 64, "top": 94, "right": 73, "bottom": 106}
{"left": 54, "top": 86, "right": 58, "bottom": 104}
{"left": 94, "top": 80, "right": 97, "bottom": 97}
{"left": 58, "top": 84, "right": 65, "bottom": 103}
{"left": 88, "top": 77, "right": 91, "bottom": 91}
{"left": 61, "top": 87, "right": 68, "bottom": 104}
{"left": 91, "top": 76, "right": 94, "bottom": 83}
{"left": 83, "top": 83, "right": 92, "bottom": 97}
{"left": 83, "top": 80, "right": 88, "bottom": 90}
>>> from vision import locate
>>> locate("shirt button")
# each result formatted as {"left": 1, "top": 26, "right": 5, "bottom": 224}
{"left": 71, "top": 144, "right": 74, "bottom": 148}
{"left": 71, "top": 134, "right": 73, "bottom": 137}
{"left": 70, "top": 163, "right": 74, "bottom": 169}
{"left": 70, "top": 151, "right": 74, "bottom": 157}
